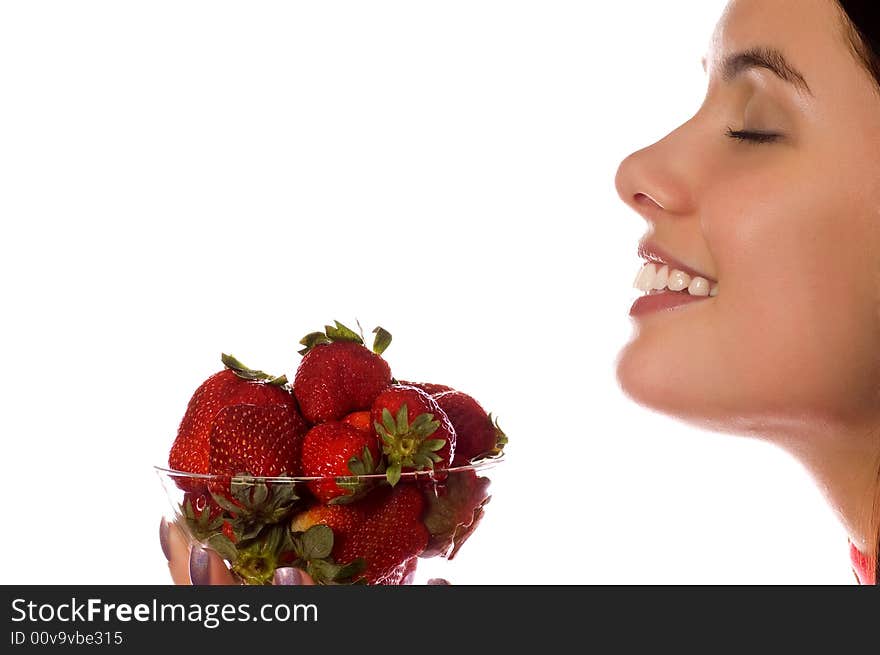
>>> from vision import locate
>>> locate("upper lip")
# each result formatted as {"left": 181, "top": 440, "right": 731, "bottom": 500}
{"left": 637, "top": 239, "right": 718, "bottom": 284}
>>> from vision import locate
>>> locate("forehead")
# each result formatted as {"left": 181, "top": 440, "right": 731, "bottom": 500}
{"left": 706, "top": 0, "right": 859, "bottom": 94}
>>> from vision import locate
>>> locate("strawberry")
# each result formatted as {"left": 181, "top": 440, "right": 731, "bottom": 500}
{"left": 208, "top": 402, "right": 307, "bottom": 479}
{"left": 382, "top": 556, "right": 419, "bottom": 585}
{"left": 398, "top": 380, "right": 455, "bottom": 396}
{"left": 341, "top": 410, "right": 373, "bottom": 433}
{"left": 421, "top": 469, "right": 492, "bottom": 558}
{"left": 433, "top": 390, "right": 507, "bottom": 465}
{"left": 300, "top": 420, "right": 382, "bottom": 503}
{"left": 371, "top": 385, "right": 456, "bottom": 485}
{"left": 169, "top": 354, "right": 310, "bottom": 580}
{"left": 293, "top": 321, "right": 393, "bottom": 424}
{"left": 168, "top": 353, "right": 306, "bottom": 482}
{"left": 290, "top": 484, "right": 429, "bottom": 585}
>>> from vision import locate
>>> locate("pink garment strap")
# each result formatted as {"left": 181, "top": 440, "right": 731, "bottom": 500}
{"left": 849, "top": 541, "right": 876, "bottom": 585}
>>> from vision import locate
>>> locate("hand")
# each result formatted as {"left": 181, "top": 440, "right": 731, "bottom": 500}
{"left": 159, "top": 517, "right": 314, "bottom": 585}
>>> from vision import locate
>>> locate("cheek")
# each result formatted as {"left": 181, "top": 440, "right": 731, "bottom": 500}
{"left": 706, "top": 163, "right": 880, "bottom": 419}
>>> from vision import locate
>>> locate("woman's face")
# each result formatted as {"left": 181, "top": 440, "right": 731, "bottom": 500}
{"left": 615, "top": 0, "right": 880, "bottom": 437}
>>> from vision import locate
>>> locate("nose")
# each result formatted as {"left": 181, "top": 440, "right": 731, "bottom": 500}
{"left": 614, "top": 127, "right": 696, "bottom": 222}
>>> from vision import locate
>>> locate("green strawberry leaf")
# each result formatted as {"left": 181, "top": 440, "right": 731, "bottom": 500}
{"left": 301, "top": 525, "right": 334, "bottom": 560}
{"left": 307, "top": 558, "right": 367, "bottom": 585}
{"left": 251, "top": 483, "right": 269, "bottom": 508}
{"left": 347, "top": 446, "right": 375, "bottom": 477}
{"left": 210, "top": 492, "right": 243, "bottom": 515}
{"left": 396, "top": 404, "right": 409, "bottom": 433}
{"left": 298, "top": 331, "right": 332, "bottom": 355}
{"left": 289, "top": 524, "right": 366, "bottom": 585}
{"left": 386, "top": 462, "right": 402, "bottom": 487}
{"left": 371, "top": 326, "right": 392, "bottom": 355}
{"left": 422, "top": 439, "right": 446, "bottom": 452}
{"left": 381, "top": 408, "right": 396, "bottom": 435}
{"left": 307, "top": 559, "right": 340, "bottom": 583}
{"left": 333, "top": 558, "right": 367, "bottom": 583}
{"left": 330, "top": 447, "right": 386, "bottom": 504}
{"left": 409, "top": 413, "right": 435, "bottom": 432}
{"left": 207, "top": 533, "right": 239, "bottom": 563}
{"left": 325, "top": 321, "right": 364, "bottom": 344}
{"left": 222, "top": 353, "right": 288, "bottom": 386}
{"left": 263, "top": 524, "right": 279, "bottom": 555}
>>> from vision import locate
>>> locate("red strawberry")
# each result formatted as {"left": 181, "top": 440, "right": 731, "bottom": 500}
{"left": 290, "top": 484, "right": 429, "bottom": 585}
{"left": 382, "top": 556, "right": 419, "bottom": 585}
{"left": 168, "top": 354, "right": 307, "bottom": 486}
{"left": 371, "top": 385, "right": 456, "bottom": 485}
{"left": 342, "top": 410, "right": 373, "bottom": 434}
{"left": 300, "top": 420, "right": 382, "bottom": 503}
{"left": 398, "top": 380, "right": 455, "bottom": 396}
{"left": 293, "top": 322, "right": 392, "bottom": 424}
{"left": 433, "top": 390, "right": 507, "bottom": 465}
{"left": 421, "top": 469, "right": 492, "bottom": 558}
{"left": 208, "top": 402, "right": 307, "bottom": 479}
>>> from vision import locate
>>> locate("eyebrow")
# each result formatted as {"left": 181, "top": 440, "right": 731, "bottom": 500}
{"left": 711, "top": 46, "right": 813, "bottom": 96}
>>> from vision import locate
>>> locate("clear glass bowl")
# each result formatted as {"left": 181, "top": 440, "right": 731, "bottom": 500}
{"left": 155, "top": 457, "right": 502, "bottom": 585}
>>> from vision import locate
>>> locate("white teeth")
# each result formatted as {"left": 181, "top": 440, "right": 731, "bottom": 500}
{"left": 652, "top": 265, "right": 669, "bottom": 290}
{"left": 633, "top": 262, "right": 719, "bottom": 297}
{"left": 667, "top": 269, "right": 691, "bottom": 292}
{"left": 688, "top": 276, "right": 710, "bottom": 296}
{"left": 633, "top": 263, "right": 657, "bottom": 292}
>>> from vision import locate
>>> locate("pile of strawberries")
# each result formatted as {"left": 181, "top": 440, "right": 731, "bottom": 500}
{"left": 167, "top": 321, "right": 506, "bottom": 585}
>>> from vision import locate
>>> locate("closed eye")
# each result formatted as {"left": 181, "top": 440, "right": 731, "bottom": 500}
{"left": 725, "top": 127, "right": 782, "bottom": 144}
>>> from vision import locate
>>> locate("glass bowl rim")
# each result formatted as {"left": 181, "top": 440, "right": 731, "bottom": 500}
{"left": 154, "top": 453, "right": 503, "bottom": 484}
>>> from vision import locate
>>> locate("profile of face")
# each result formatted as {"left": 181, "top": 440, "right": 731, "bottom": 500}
{"left": 615, "top": 0, "right": 880, "bottom": 439}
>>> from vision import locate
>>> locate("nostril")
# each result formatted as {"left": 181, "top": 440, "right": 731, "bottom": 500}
{"left": 634, "top": 192, "right": 664, "bottom": 210}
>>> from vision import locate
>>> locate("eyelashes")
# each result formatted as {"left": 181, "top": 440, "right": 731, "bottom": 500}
{"left": 725, "top": 127, "right": 782, "bottom": 145}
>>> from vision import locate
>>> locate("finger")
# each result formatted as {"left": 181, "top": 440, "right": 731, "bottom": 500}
{"left": 162, "top": 519, "right": 192, "bottom": 585}
{"left": 272, "top": 567, "right": 315, "bottom": 586}
{"left": 189, "top": 543, "right": 240, "bottom": 585}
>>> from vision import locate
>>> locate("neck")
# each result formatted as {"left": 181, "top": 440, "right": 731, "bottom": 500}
{"left": 771, "top": 417, "right": 880, "bottom": 556}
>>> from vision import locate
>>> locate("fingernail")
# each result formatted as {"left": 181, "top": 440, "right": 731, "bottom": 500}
{"left": 272, "top": 567, "right": 304, "bottom": 585}
{"left": 159, "top": 518, "right": 171, "bottom": 561}
{"left": 427, "top": 578, "right": 451, "bottom": 585}
{"left": 189, "top": 545, "right": 210, "bottom": 585}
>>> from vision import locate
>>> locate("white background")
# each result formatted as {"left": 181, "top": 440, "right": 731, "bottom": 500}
{"left": 0, "top": 1, "right": 854, "bottom": 584}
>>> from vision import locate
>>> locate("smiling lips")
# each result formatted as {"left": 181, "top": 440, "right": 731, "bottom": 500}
{"left": 633, "top": 262, "right": 719, "bottom": 297}
{"left": 638, "top": 240, "right": 718, "bottom": 280}
{"left": 634, "top": 240, "right": 719, "bottom": 297}
{"left": 629, "top": 243, "right": 719, "bottom": 318}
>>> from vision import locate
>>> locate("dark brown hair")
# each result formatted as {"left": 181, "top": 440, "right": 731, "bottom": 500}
{"left": 838, "top": 1, "right": 880, "bottom": 89}
{"left": 837, "top": 0, "right": 880, "bottom": 586}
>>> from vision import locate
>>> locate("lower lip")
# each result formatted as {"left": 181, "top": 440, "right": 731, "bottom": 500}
{"left": 629, "top": 289, "right": 713, "bottom": 317}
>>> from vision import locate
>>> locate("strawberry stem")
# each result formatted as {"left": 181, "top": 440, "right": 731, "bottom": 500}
{"left": 298, "top": 321, "right": 392, "bottom": 357}
{"left": 374, "top": 405, "right": 446, "bottom": 486}
{"left": 221, "top": 353, "right": 288, "bottom": 386}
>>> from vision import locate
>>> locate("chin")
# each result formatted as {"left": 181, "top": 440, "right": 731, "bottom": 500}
{"left": 614, "top": 336, "right": 802, "bottom": 440}
{"left": 614, "top": 335, "right": 724, "bottom": 429}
